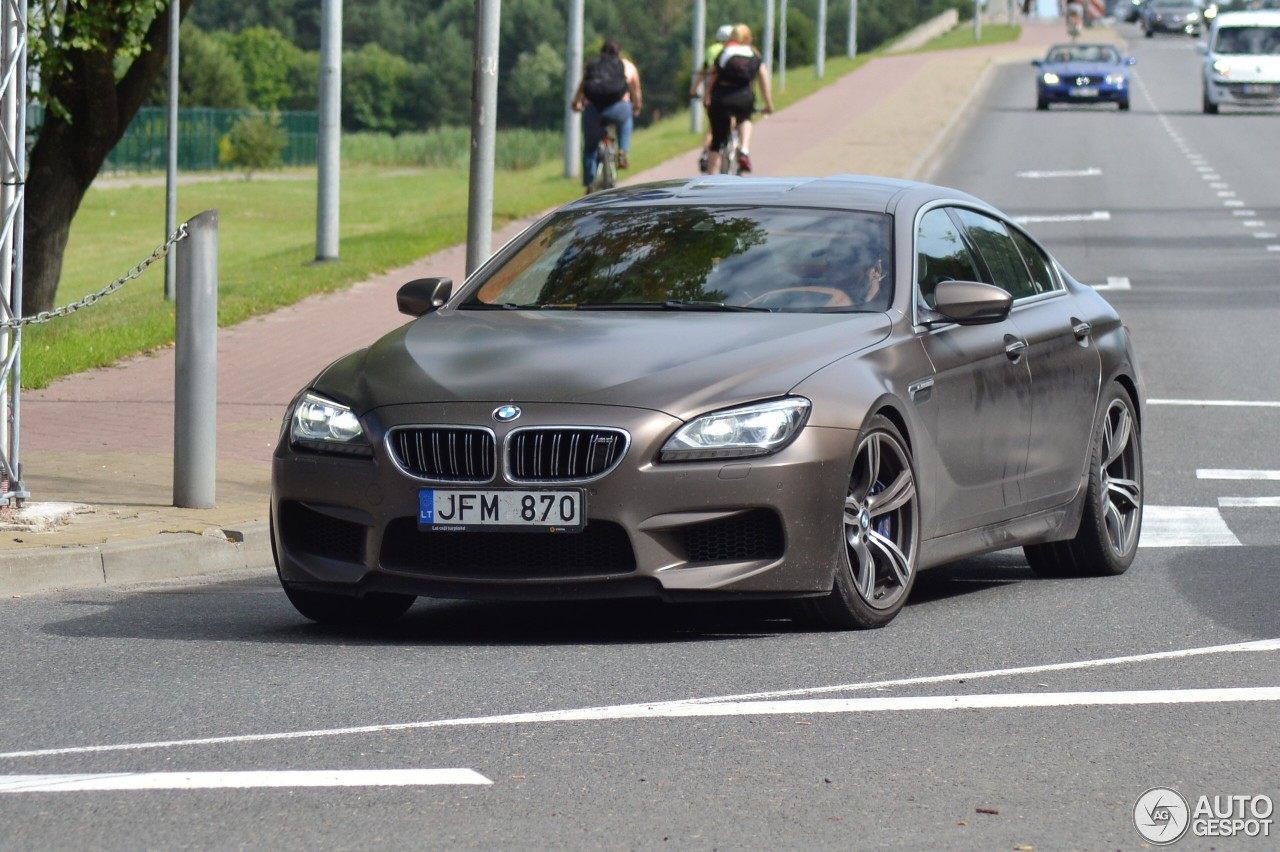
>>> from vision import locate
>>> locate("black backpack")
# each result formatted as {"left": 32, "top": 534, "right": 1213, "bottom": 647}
{"left": 582, "top": 54, "right": 628, "bottom": 108}
{"left": 717, "top": 51, "right": 760, "bottom": 87}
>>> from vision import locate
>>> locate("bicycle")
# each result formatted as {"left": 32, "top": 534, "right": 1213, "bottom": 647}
{"left": 592, "top": 120, "right": 619, "bottom": 192}
{"left": 718, "top": 122, "right": 742, "bottom": 175}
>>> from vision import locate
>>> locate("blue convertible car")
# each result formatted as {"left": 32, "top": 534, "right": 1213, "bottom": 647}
{"left": 1033, "top": 43, "right": 1135, "bottom": 111}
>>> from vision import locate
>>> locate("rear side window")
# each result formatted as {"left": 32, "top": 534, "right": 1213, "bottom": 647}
{"left": 915, "top": 208, "right": 980, "bottom": 310}
{"left": 1008, "top": 227, "right": 1059, "bottom": 296}
{"left": 951, "top": 209, "right": 1039, "bottom": 300}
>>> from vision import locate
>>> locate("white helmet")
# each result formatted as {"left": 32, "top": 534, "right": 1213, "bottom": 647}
{"left": 715, "top": 24, "right": 733, "bottom": 43}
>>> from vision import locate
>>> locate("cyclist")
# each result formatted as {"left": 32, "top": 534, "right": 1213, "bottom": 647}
{"left": 572, "top": 39, "right": 643, "bottom": 194}
{"left": 703, "top": 23, "right": 774, "bottom": 175}
{"left": 691, "top": 24, "right": 734, "bottom": 173}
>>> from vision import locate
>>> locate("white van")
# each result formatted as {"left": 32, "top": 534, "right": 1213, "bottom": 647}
{"left": 1201, "top": 10, "right": 1280, "bottom": 113}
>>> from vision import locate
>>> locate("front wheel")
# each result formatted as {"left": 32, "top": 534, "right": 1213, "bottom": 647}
{"left": 1118, "top": 99, "right": 1130, "bottom": 111}
{"left": 1024, "top": 384, "right": 1143, "bottom": 577}
{"left": 1202, "top": 89, "right": 1219, "bottom": 114}
{"left": 796, "top": 415, "right": 920, "bottom": 630}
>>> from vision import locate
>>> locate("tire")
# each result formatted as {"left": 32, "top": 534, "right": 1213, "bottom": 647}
{"left": 1145, "top": 28, "right": 1154, "bottom": 38}
{"left": 594, "top": 138, "right": 617, "bottom": 191}
{"left": 1024, "top": 384, "right": 1143, "bottom": 578}
{"left": 796, "top": 415, "right": 920, "bottom": 629}
{"left": 1037, "top": 98, "right": 1049, "bottom": 111}
{"left": 271, "top": 509, "right": 415, "bottom": 626}
{"left": 1118, "top": 99, "right": 1130, "bottom": 111}
{"left": 1202, "top": 90, "right": 1219, "bottom": 114}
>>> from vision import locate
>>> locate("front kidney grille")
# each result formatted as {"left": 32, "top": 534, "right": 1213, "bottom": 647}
{"left": 388, "top": 426, "right": 495, "bottom": 482}
{"left": 506, "top": 427, "right": 628, "bottom": 483}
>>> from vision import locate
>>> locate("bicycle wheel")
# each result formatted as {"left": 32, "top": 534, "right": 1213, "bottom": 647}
{"left": 595, "top": 133, "right": 617, "bottom": 191}
{"left": 720, "top": 129, "right": 738, "bottom": 175}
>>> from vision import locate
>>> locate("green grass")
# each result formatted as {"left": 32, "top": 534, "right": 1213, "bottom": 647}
{"left": 909, "top": 23, "right": 1020, "bottom": 52}
{"left": 22, "top": 23, "right": 1012, "bottom": 390}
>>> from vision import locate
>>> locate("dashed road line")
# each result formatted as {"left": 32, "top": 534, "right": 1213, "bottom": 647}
{"left": 1014, "top": 210, "right": 1111, "bottom": 224}
{"left": 1140, "top": 506, "right": 1241, "bottom": 547}
{"left": 1198, "top": 469, "right": 1280, "bottom": 480}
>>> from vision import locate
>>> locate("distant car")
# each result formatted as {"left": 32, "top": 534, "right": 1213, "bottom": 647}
{"left": 1143, "top": 0, "right": 1204, "bottom": 34}
{"left": 1033, "top": 43, "right": 1135, "bottom": 110}
{"left": 1201, "top": 10, "right": 1280, "bottom": 113}
{"left": 270, "top": 175, "right": 1146, "bottom": 631}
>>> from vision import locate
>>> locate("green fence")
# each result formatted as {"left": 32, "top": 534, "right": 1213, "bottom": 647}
{"left": 98, "top": 107, "right": 319, "bottom": 174}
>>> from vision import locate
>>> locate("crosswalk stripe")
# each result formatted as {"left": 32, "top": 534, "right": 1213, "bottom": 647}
{"left": 1139, "top": 506, "right": 1241, "bottom": 547}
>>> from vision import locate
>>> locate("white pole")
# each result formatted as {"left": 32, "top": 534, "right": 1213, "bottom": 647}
{"left": 563, "top": 0, "right": 583, "bottom": 178}
{"left": 315, "top": 0, "right": 341, "bottom": 262}
{"left": 690, "top": 0, "right": 705, "bottom": 133}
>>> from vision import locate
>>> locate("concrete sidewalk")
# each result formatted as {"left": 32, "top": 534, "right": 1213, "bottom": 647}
{"left": 0, "top": 18, "right": 1089, "bottom": 596}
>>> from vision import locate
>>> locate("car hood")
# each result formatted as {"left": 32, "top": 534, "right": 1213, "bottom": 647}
{"left": 314, "top": 309, "right": 893, "bottom": 421}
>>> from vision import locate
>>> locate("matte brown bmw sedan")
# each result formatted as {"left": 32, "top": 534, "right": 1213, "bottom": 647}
{"left": 271, "top": 175, "right": 1144, "bottom": 630}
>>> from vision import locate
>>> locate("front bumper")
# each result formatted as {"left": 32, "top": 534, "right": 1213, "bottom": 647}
{"left": 271, "top": 401, "right": 857, "bottom": 602}
{"left": 1039, "top": 82, "right": 1129, "bottom": 104}
{"left": 1205, "top": 79, "right": 1280, "bottom": 107}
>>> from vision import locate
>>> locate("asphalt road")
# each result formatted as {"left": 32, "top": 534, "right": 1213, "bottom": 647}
{"left": 3, "top": 22, "right": 1279, "bottom": 851}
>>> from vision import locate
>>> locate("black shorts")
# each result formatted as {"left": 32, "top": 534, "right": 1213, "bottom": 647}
{"left": 708, "top": 85, "right": 755, "bottom": 150}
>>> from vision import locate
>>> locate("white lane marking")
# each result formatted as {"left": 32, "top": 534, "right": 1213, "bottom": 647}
{"left": 1243, "top": 220, "right": 1266, "bottom": 227}
{"left": 1013, "top": 211, "right": 1111, "bottom": 224}
{"left": 1254, "top": 232, "right": 1278, "bottom": 239}
{"left": 1232, "top": 209, "right": 1257, "bottom": 216}
{"left": 1016, "top": 167, "right": 1103, "bottom": 179}
{"left": 1269, "top": 245, "right": 1280, "bottom": 252}
{"left": 1225, "top": 200, "right": 1245, "bottom": 207}
{"left": 1220, "top": 497, "right": 1280, "bottom": 508}
{"left": 2, "top": 641, "right": 1276, "bottom": 759}
{"left": 1149, "top": 398, "right": 1280, "bottom": 408}
{"left": 0, "top": 769, "right": 492, "bottom": 793}
{"left": 1198, "top": 469, "right": 1280, "bottom": 480}
{"left": 1092, "top": 276, "right": 1131, "bottom": 291}
{"left": 1140, "top": 506, "right": 1241, "bottom": 547}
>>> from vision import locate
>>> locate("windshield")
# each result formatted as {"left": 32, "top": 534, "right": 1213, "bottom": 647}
{"left": 461, "top": 206, "right": 893, "bottom": 313}
{"left": 1214, "top": 25, "right": 1280, "bottom": 55}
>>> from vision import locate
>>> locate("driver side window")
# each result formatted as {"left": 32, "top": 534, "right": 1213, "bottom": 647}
{"left": 915, "top": 208, "right": 980, "bottom": 311}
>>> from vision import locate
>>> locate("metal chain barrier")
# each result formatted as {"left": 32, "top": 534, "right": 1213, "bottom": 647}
{"left": 0, "top": 223, "right": 189, "bottom": 330}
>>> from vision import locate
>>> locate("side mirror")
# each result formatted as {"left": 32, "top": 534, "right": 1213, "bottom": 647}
{"left": 397, "top": 277, "right": 453, "bottom": 316}
{"left": 931, "top": 280, "right": 1012, "bottom": 325}
{"left": 1195, "top": 42, "right": 1208, "bottom": 54}
{"left": 1126, "top": 56, "right": 1137, "bottom": 65}
{"left": 1031, "top": 59, "right": 1042, "bottom": 67}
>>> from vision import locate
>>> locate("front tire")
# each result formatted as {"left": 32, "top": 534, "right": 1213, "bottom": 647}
{"left": 1202, "top": 89, "right": 1219, "bottom": 114}
{"left": 1024, "top": 384, "right": 1143, "bottom": 577}
{"left": 797, "top": 415, "right": 920, "bottom": 629}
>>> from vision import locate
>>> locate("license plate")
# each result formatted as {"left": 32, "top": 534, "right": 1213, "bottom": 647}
{"left": 1069, "top": 87, "right": 1099, "bottom": 98}
{"left": 1242, "top": 84, "right": 1276, "bottom": 96}
{"left": 419, "top": 488, "right": 585, "bottom": 532}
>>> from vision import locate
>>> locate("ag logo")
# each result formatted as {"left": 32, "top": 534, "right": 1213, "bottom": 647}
{"left": 1134, "top": 787, "right": 1190, "bottom": 845}
{"left": 492, "top": 405, "right": 521, "bottom": 423}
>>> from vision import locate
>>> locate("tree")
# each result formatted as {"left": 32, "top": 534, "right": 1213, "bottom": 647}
{"left": 26, "top": 0, "right": 194, "bottom": 315}
{"left": 221, "top": 111, "right": 286, "bottom": 179}
{"left": 146, "top": 22, "right": 249, "bottom": 109}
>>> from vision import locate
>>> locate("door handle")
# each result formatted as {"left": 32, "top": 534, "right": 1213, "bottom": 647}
{"left": 1004, "top": 335, "right": 1028, "bottom": 360}
{"left": 1071, "top": 317, "right": 1092, "bottom": 340}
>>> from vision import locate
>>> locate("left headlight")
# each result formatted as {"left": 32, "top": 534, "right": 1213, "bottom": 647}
{"left": 660, "top": 397, "right": 811, "bottom": 462}
{"left": 1211, "top": 58, "right": 1232, "bottom": 78}
{"left": 1106, "top": 73, "right": 1126, "bottom": 85}
{"left": 289, "top": 391, "right": 373, "bottom": 456}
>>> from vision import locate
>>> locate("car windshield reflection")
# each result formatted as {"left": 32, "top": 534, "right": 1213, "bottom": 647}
{"left": 461, "top": 206, "right": 894, "bottom": 313}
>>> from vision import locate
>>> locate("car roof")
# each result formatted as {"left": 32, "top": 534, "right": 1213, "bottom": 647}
{"left": 1213, "top": 10, "right": 1280, "bottom": 26}
{"left": 563, "top": 174, "right": 988, "bottom": 216}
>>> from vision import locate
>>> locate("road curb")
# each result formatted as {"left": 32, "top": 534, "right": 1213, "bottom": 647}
{"left": 2, "top": 520, "right": 273, "bottom": 596}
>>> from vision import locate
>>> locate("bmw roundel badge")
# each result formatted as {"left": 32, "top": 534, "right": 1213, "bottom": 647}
{"left": 493, "top": 405, "right": 522, "bottom": 422}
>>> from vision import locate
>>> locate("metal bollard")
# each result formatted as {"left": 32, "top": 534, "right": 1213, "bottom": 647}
{"left": 173, "top": 209, "right": 218, "bottom": 509}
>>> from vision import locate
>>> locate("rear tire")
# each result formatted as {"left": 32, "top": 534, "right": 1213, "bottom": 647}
{"left": 1024, "top": 384, "right": 1143, "bottom": 578}
{"left": 796, "top": 415, "right": 920, "bottom": 630}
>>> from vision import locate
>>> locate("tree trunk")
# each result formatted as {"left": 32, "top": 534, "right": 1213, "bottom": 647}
{"left": 21, "top": 0, "right": 193, "bottom": 315}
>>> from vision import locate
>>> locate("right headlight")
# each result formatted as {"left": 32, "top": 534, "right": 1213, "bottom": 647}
{"left": 1042, "top": 72, "right": 1061, "bottom": 85}
{"left": 1211, "top": 58, "right": 1232, "bottom": 78}
{"left": 660, "top": 397, "right": 811, "bottom": 462}
{"left": 289, "top": 391, "right": 372, "bottom": 456}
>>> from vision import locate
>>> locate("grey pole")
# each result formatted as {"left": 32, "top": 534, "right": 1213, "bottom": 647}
{"left": 315, "top": 0, "right": 341, "bottom": 263}
{"left": 563, "top": 0, "right": 583, "bottom": 178}
{"left": 779, "top": 0, "right": 788, "bottom": 90}
{"left": 974, "top": 0, "right": 983, "bottom": 40}
{"left": 690, "top": 0, "right": 705, "bottom": 134}
{"left": 164, "top": 0, "right": 179, "bottom": 301}
{"left": 816, "top": 0, "right": 827, "bottom": 79}
{"left": 848, "top": 0, "right": 858, "bottom": 57}
{"left": 763, "top": 0, "right": 775, "bottom": 81}
{"left": 466, "top": 0, "right": 500, "bottom": 276}
{"left": 174, "top": 209, "right": 218, "bottom": 509}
